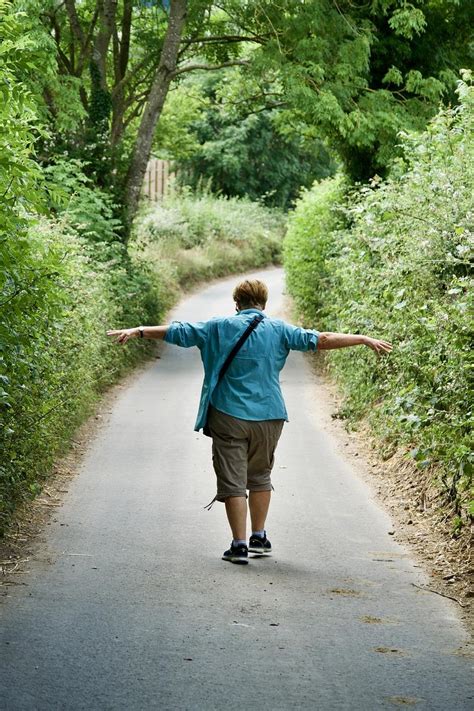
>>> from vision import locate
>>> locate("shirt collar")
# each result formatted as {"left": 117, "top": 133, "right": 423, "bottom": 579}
{"left": 237, "top": 308, "right": 266, "bottom": 317}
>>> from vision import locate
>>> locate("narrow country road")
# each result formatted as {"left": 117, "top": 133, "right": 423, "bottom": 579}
{"left": 1, "top": 267, "right": 471, "bottom": 711}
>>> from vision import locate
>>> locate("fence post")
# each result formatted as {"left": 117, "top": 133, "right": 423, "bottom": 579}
{"left": 143, "top": 159, "right": 175, "bottom": 201}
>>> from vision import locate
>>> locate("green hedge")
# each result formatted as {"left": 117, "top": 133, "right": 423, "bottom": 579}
{"left": 0, "top": 215, "right": 163, "bottom": 532}
{"left": 284, "top": 82, "right": 473, "bottom": 527}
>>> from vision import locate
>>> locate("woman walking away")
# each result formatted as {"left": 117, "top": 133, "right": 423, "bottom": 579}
{"left": 107, "top": 279, "right": 392, "bottom": 565}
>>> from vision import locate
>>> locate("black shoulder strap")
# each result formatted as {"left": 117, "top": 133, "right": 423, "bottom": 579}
{"left": 217, "top": 314, "right": 264, "bottom": 385}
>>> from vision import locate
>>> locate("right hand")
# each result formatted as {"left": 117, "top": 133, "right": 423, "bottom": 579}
{"left": 106, "top": 328, "right": 139, "bottom": 345}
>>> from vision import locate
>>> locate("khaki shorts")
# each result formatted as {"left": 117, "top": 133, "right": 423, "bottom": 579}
{"left": 208, "top": 406, "right": 284, "bottom": 501}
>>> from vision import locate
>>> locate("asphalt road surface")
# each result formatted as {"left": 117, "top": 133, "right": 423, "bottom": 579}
{"left": 1, "top": 267, "right": 472, "bottom": 711}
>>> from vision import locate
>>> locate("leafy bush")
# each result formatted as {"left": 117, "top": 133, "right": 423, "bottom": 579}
{"left": 284, "top": 80, "right": 473, "bottom": 525}
{"left": 133, "top": 191, "right": 286, "bottom": 287}
{"left": 283, "top": 176, "right": 346, "bottom": 321}
{"left": 0, "top": 14, "right": 163, "bottom": 529}
{"left": 0, "top": 213, "right": 164, "bottom": 531}
{"left": 44, "top": 159, "right": 124, "bottom": 248}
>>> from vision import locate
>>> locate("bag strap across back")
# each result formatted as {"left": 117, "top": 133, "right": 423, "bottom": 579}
{"left": 216, "top": 313, "right": 264, "bottom": 385}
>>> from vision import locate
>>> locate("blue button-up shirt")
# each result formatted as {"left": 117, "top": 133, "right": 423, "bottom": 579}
{"left": 164, "top": 308, "right": 319, "bottom": 431}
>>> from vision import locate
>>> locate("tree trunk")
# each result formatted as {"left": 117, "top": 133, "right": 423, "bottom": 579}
{"left": 111, "top": 0, "right": 133, "bottom": 147}
{"left": 124, "top": 0, "right": 187, "bottom": 231}
{"left": 92, "top": 0, "right": 117, "bottom": 91}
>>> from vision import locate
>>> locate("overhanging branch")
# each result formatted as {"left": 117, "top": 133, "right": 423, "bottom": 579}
{"left": 237, "top": 101, "right": 288, "bottom": 120}
{"left": 171, "top": 59, "right": 250, "bottom": 78}
{"left": 180, "top": 34, "right": 266, "bottom": 45}
{"left": 64, "top": 0, "right": 85, "bottom": 46}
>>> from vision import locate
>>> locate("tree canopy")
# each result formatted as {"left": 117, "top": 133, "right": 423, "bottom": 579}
{"left": 173, "top": 73, "right": 335, "bottom": 208}
{"left": 5, "top": 0, "right": 472, "bottom": 225}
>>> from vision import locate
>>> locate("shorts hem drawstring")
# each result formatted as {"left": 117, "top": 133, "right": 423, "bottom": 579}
{"left": 203, "top": 495, "right": 217, "bottom": 511}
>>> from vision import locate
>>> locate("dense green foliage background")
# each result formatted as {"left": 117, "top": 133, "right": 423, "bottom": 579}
{"left": 241, "top": 0, "right": 473, "bottom": 181}
{"left": 9, "top": 0, "right": 471, "bottom": 215}
{"left": 171, "top": 74, "right": 336, "bottom": 208}
{"left": 284, "top": 83, "right": 473, "bottom": 527}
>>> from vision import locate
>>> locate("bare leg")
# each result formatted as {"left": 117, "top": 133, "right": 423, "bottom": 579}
{"left": 249, "top": 490, "right": 271, "bottom": 532}
{"left": 224, "top": 496, "right": 247, "bottom": 541}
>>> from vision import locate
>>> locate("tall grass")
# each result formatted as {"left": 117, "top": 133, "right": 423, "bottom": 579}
{"left": 132, "top": 191, "right": 286, "bottom": 293}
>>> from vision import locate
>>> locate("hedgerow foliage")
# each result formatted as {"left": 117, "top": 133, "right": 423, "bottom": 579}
{"left": 1, "top": 192, "right": 164, "bottom": 534}
{"left": 284, "top": 80, "right": 473, "bottom": 526}
{"left": 133, "top": 191, "right": 286, "bottom": 290}
{"left": 0, "top": 1, "right": 163, "bottom": 532}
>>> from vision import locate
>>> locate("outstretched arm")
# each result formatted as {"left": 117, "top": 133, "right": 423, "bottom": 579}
{"left": 106, "top": 325, "right": 169, "bottom": 344}
{"left": 317, "top": 332, "right": 392, "bottom": 355}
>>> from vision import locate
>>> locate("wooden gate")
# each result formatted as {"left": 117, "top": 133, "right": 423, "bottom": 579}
{"left": 143, "top": 159, "right": 175, "bottom": 201}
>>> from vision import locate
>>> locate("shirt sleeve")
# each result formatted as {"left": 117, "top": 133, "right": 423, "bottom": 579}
{"left": 283, "top": 323, "right": 319, "bottom": 352}
{"left": 164, "top": 320, "right": 209, "bottom": 349}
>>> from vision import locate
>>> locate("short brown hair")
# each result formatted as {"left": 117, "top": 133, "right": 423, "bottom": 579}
{"left": 233, "top": 279, "right": 268, "bottom": 309}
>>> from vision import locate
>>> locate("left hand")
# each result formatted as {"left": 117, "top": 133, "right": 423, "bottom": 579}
{"left": 364, "top": 337, "right": 393, "bottom": 355}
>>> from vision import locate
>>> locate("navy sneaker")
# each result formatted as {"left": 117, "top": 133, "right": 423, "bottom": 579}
{"left": 249, "top": 532, "right": 272, "bottom": 555}
{"left": 222, "top": 542, "right": 249, "bottom": 565}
